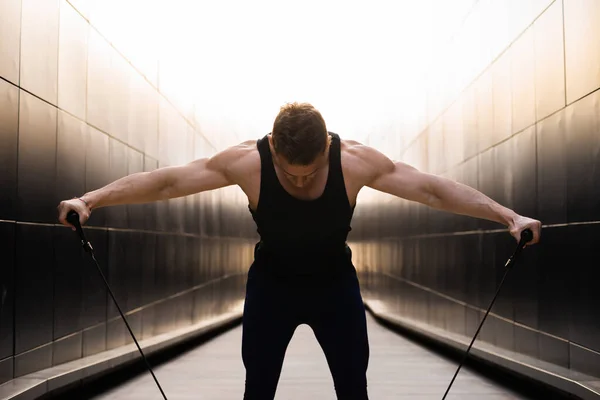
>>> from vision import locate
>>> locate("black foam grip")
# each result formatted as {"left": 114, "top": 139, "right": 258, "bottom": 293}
{"left": 66, "top": 210, "right": 81, "bottom": 228}
{"left": 66, "top": 210, "right": 87, "bottom": 243}
{"left": 521, "top": 228, "right": 534, "bottom": 244}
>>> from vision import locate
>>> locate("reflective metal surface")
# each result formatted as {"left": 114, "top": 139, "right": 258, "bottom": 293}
{"left": 20, "top": 0, "right": 60, "bottom": 105}
{"left": 352, "top": 0, "right": 600, "bottom": 384}
{"left": 17, "top": 91, "right": 58, "bottom": 223}
{"left": 0, "top": 222, "right": 15, "bottom": 374}
{"left": 533, "top": 0, "right": 565, "bottom": 121}
{"left": 0, "top": 0, "right": 255, "bottom": 387}
{"left": 563, "top": 0, "right": 600, "bottom": 104}
{"left": 58, "top": 0, "right": 89, "bottom": 121}
{"left": 0, "top": 80, "right": 18, "bottom": 220}
{"left": 0, "top": 0, "right": 21, "bottom": 84}
{"left": 0, "top": 0, "right": 599, "bottom": 396}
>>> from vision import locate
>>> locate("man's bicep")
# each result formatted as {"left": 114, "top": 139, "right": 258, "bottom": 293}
{"left": 367, "top": 160, "right": 435, "bottom": 204}
{"left": 160, "top": 150, "right": 236, "bottom": 198}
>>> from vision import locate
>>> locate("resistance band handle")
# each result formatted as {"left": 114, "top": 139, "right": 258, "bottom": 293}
{"left": 519, "top": 228, "right": 534, "bottom": 248}
{"left": 505, "top": 228, "right": 534, "bottom": 269}
{"left": 66, "top": 210, "right": 83, "bottom": 232}
{"left": 66, "top": 210, "right": 93, "bottom": 253}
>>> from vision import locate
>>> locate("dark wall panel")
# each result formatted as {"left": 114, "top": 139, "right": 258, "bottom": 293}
{"left": 352, "top": 0, "right": 600, "bottom": 385}
{"left": 17, "top": 91, "right": 57, "bottom": 223}
{"left": 568, "top": 224, "right": 600, "bottom": 353}
{"left": 56, "top": 110, "right": 87, "bottom": 203}
{"left": 81, "top": 229, "right": 108, "bottom": 328}
{"left": 0, "top": 0, "right": 251, "bottom": 386}
{"left": 85, "top": 127, "right": 109, "bottom": 227}
{"left": 15, "top": 224, "right": 54, "bottom": 354}
{"left": 0, "top": 80, "right": 18, "bottom": 220}
{"left": 107, "top": 230, "right": 129, "bottom": 320}
{"left": 53, "top": 227, "right": 83, "bottom": 339}
{"left": 125, "top": 231, "right": 144, "bottom": 312}
{"left": 0, "top": 222, "right": 15, "bottom": 362}
{"left": 511, "top": 126, "right": 537, "bottom": 219}
{"left": 537, "top": 110, "right": 567, "bottom": 224}
{"left": 566, "top": 90, "right": 600, "bottom": 223}
{"left": 141, "top": 233, "right": 157, "bottom": 306}
{"left": 537, "top": 226, "right": 570, "bottom": 339}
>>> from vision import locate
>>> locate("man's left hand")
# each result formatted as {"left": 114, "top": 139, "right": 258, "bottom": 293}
{"left": 509, "top": 215, "right": 542, "bottom": 246}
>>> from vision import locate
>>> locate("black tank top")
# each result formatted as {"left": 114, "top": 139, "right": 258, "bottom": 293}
{"left": 249, "top": 132, "right": 355, "bottom": 277}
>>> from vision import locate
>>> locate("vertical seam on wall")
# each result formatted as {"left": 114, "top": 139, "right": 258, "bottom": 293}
{"left": 52, "top": 0, "right": 63, "bottom": 360}
{"left": 561, "top": 0, "right": 568, "bottom": 106}
{"left": 17, "top": 0, "right": 22, "bottom": 88}
{"left": 83, "top": 2, "right": 89, "bottom": 125}
{"left": 82, "top": 0, "right": 89, "bottom": 359}
{"left": 13, "top": 0, "right": 24, "bottom": 372}
{"left": 11, "top": 223, "right": 16, "bottom": 377}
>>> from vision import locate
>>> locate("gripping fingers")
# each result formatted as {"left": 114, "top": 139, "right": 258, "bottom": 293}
{"left": 57, "top": 201, "right": 89, "bottom": 230}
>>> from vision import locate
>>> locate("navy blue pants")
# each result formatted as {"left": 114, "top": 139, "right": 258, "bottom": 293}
{"left": 241, "top": 264, "right": 370, "bottom": 399}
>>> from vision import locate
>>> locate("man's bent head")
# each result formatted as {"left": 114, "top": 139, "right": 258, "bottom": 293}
{"left": 270, "top": 102, "right": 329, "bottom": 165}
{"left": 269, "top": 102, "right": 331, "bottom": 188}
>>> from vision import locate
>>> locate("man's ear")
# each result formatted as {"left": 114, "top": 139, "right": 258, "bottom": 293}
{"left": 268, "top": 134, "right": 274, "bottom": 151}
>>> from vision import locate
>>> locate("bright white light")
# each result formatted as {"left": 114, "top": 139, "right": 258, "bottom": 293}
{"left": 85, "top": 0, "right": 479, "bottom": 150}
{"left": 155, "top": 0, "right": 443, "bottom": 145}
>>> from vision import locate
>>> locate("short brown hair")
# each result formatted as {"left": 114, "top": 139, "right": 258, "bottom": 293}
{"left": 271, "top": 102, "right": 328, "bottom": 165}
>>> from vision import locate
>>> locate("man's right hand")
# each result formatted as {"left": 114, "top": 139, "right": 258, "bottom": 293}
{"left": 57, "top": 198, "right": 91, "bottom": 231}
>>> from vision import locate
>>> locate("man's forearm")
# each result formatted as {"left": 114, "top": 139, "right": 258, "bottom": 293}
{"left": 427, "top": 175, "right": 519, "bottom": 227}
{"left": 81, "top": 170, "right": 170, "bottom": 210}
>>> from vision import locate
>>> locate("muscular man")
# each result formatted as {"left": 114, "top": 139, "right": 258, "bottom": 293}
{"left": 57, "top": 102, "right": 541, "bottom": 399}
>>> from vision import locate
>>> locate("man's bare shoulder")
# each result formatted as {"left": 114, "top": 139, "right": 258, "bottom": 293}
{"left": 213, "top": 139, "right": 260, "bottom": 177}
{"left": 340, "top": 139, "right": 394, "bottom": 177}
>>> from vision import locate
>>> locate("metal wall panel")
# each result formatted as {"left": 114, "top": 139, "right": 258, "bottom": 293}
{"left": 20, "top": 0, "right": 60, "bottom": 105}
{"left": 0, "top": 80, "right": 18, "bottom": 220}
{"left": 569, "top": 224, "right": 600, "bottom": 354}
{"left": 56, "top": 110, "right": 87, "bottom": 203}
{"left": 565, "top": 90, "right": 600, "bottom": 223}
{"left": 533, "top": 0, "right": 565, "bottom": 121}
{"left": 510, "top": 26, "right": 536, "bottom": 134}
{"left": 53, "top": 226, "right": 84, "bottom": 339}
{"left": 15, "top": 224, "right": 54, "bottom": 356}
{"left": 353, "top": 0, "right": 600, "bottom": 384}
{"left": 563, "top": 0, "right": 600, "bottom": 104}
{"left": 85, "top": 126, "right": 110, "bottom": 227}
{"left": 0, "top": 222, "right": 15, "bottom": 380}
{"left": 537, "top": 110, "right": 567, "bottom": 222}
{"left": 58, "top": 0, "right": 89, "bottom": 120}
{"left": 0, "top": 0, "right": 254, "bottom": 386}
{"left": 0, "top": 0, "right": 22, "bottom": 84}
{"left": 17, "top": 91, "right": 57, "bottom": 223}
{"left": 491, "top": 51, "right": 512, "bottom": 145}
